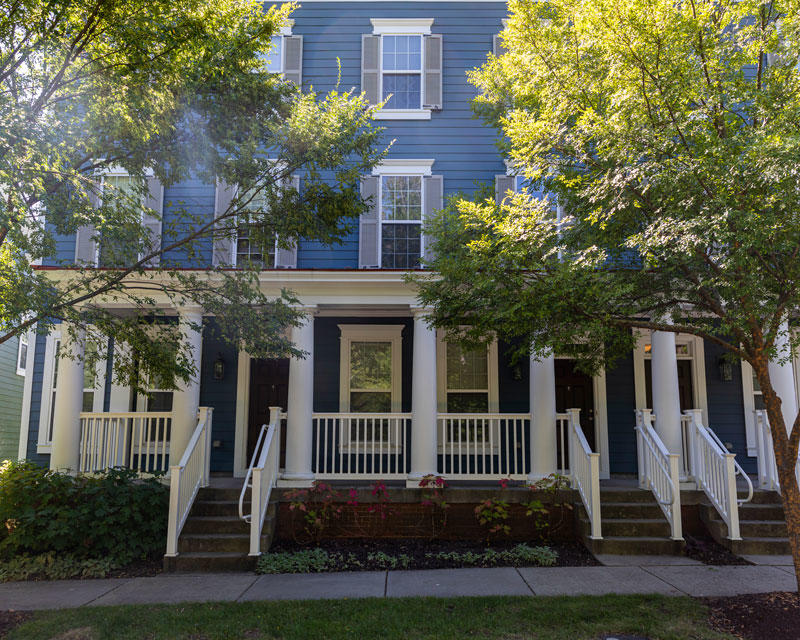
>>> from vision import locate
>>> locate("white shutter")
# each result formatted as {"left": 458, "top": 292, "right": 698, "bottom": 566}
{"left": 495, "top": 175, "right": 515, "bottom": 205}
{"left": 275, "top": 175, "right": 300, "bottom": 268}
{"left": 423, "top": 175, "right": 443, "bottom": 264}
{"left": 493, "top": 34, "right": 507, "bottom": 56}
{"left": 142, "top": 176, "right": 164, "bottom": 266}
{"left": 423, "top": 34, "right": 443, "bottom": 110}
{"left": 359, "top": 176, "right": 380, "bottom": 268}
{"left": 361, "top": 35, "right": 381, "bottom": 105}
{"left": 283, "top": 35, "right": 303, "bottom": 85}
{"left": 213, "top": 179, "right": 237, "bottom": 267}
{"left": 75, "top": 179, "right": 101, "bottom": 266}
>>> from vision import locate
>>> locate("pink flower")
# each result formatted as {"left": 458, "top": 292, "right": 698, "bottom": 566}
{"left": 499, "top": 478, "right": 510, "bottom": 490}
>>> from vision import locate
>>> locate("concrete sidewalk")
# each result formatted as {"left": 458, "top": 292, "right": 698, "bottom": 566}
{"left": 1, "top": 560, "right": 797, "bottom": 610}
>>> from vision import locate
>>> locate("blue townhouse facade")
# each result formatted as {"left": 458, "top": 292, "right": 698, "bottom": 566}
{"left": 16, "top": 1, "right": 792, "bottom": 556}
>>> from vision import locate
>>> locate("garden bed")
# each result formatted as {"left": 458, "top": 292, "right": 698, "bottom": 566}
{"left": 705, "top": 591, "right": 800, "bottom": 640}
{"left": 259, "top": 538, "right": 598, "bottom": 573}
{"left": 683, "top": 535, "right": 750, "bottom": 566}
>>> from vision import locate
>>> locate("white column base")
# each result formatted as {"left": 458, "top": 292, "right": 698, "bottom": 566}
{"left": 277, "top": 474, "right": 315, "bottom": 488}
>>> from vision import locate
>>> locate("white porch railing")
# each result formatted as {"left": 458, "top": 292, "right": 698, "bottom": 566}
{"left": 312, "top": 413, "right": 410, "bottom": 478}
{"left": 555, "top": 412, "right": 570, "bottom": 475}
{"left": 635, "top": 409, "right": 682, "bottom": 540}
{"left": 239, "top": 407, "right": 283, "bottom": 556}
{"left": 78, "top": 412, "right": 172, "bottom": 474}
{"left": 565, "top": 408, "right": 602, "bottom": 539}
{"left": 754, "top": 409, "right": 800, "bottom": 492}
{"left": 683, "top": 410, "right": 752, "bottom": 540}
{"left": 165, "top": 407, "right": 213, "bottom": 557}
{"left": 437, "top": 414, "right": 530, "bottom": 479}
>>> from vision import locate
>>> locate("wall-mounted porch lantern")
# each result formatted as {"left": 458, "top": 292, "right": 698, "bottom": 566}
{"left": 213, "top": 353, "right": 226, "bottom": 380}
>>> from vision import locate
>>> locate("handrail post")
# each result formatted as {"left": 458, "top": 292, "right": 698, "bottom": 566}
{"left": 724, "top": 453, "right": 741, "bottom": 540}
{"left": 201, "top": 408, "right": 213, "bottom": 487}
{"left": 249, "top": 467, "right": 263, "bottom": 556}
{"left": 589, "top": 452, "right": 602, "bottom": 539}
{"left": 566, "top": 409, "right": 579, "bottom": 489}
{"left": 165, "top": 465, "right": 182, "bottom": 556}
{"left": 667, "top": 453, "right": 683, "bottom": 540}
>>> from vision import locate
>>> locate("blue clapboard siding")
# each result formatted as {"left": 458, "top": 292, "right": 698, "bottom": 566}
{"left": 498, "top": 340, "right": 529, "bottom": 413}
{"left": 199, "top": 320, "right": 239, "bottom": 472}
{"left": 25, "top": 332, "right": 49, "bottom": 466}
{"left": 606, "top": 353, "right": 638, "bottom": 474}
{"left": 704, "top": 340, "right": 756, "bottom": 474}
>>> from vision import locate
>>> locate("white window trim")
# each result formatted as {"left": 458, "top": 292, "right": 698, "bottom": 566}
{"left": 17, "top": 325, "right": 37, "bottom": 459}
{"left": 96, "top": 168, "right": 155, "bottom": 266}
{"left": 265, "top": 23, "right": 294, "bottom": 74}
{"left": 37, "top": 328, "right": 107, "bottom": 452}
{"left": 435, "top": 330, "right": 499, "bottom": 414}
{"left": 338, "top": 324, "right": 404, "bottom": 452}
{"left": 370, "top": 21, "right": 433, "bottom": 120}
{"left": 233, "top": 230, "right": 279, "bottom": 269}
{"left": 372, "top": 159, "right": 434, "bottom": 176}
{"left": 16, "top": 333, "right": 28, "bottom": 376}
{"left": 372, "top": 170, "right": 427, "bottom": 269}
{"left": 632, "top": 328, "right": 709, "bottom": 424}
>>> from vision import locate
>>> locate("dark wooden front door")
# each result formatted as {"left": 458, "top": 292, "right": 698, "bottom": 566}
{"left": 644, "top": 359, "right": 694, "bottom": 411}
{"left": 248, "top": 358, "right": 289, "bottom": 462}
{"left": 554, "top": 359, "right": 596, "bottom": 450}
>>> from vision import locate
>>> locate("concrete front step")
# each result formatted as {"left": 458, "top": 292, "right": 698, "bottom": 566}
{"left": 190, "top": 500, "right": 242, "bottom": 518}
{"left": 593, "top": 518, "right": 672, "bottom": 538}
{"left": 584, "top": 535, "right": 684, "bottom": 556}
{"left": 182, "top": 516, "right": 251, "bottom": 535}
{"left": 699, "top": 498, "right": 791, "bottom": 555}
{"left": 179, "top": 533, "right": 273, "bottom": 554}
{"left": 599, "top": 502, "right": 666, "bottom": 519}
{"left": 739, "top": 504, "right": 787, "bottom": 520}
{"left": 163, "top": 552, "right": 256, "bottom": 573}
{"left": 597, "top": 489, "right": 662, "bottom": 503}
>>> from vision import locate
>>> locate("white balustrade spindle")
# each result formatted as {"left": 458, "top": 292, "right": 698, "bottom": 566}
{"left": 566, "top": 409, "right": 602, "bottom": 539}
{"left": 79, "top": 412, "right": 172, "bottom": 475}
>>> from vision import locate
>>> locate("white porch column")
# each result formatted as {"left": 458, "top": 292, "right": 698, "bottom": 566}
{"left": 283, "top": 309, "right": 315, "bottom": 485}
{"left": 768, "top": 321, "right": 798, "bottom": 434}
{"left": 50, "top": 324, "right": 85, "bottom": 472}
{"left": 408, "top": 308, "right": 437, "bottom": 484}
{"left": 651, "top": 327, "right": 682, "bottom": 455}
{"left": 529, "top": 350, "right": 557, "bottom": 480}
{"left": 171, "top": 308, "right": 203, "bottom": 462}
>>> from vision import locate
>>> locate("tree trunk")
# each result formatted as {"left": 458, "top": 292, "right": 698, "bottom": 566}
{"left": 757, "top": 357, "right": 800, "bottom": 591}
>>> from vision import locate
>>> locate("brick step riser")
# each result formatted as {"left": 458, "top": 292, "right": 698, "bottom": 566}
{"left": 586, "top": 537, "right": 684, "bottom": 555}
{"left": 599, "top": 504, "right": 665, "bottom": 519}
{"left": 179, "top": 535, "right": 272, "bottom": 554}
{"left": 165, "top": 555, "right": 256, "bottom": 573}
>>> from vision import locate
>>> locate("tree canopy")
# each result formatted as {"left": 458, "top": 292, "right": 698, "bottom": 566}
{"left": 0, "top": 0, "right": 383, "bottom": 392}
{"left": 416, "top": 0, "right": 800, "bottom": 581}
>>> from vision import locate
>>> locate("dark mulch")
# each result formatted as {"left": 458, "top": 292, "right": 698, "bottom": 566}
{"left": 269, "top": 537, "right": 599, "bottom": 568}
{"left": 704, "top": 591, "right": 800, "bottom": 640}
{"left": 0, "top": 611, "right": 31, "bottom": 638}
{"left": 683, "top": 534, "right": 749, "bottom": 566}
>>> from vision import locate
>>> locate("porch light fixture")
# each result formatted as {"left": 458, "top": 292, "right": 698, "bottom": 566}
{"left": 718, "top": 357, "right": 733, "bottom": 382}
{"left": 213, "top": 353, "right": 225, "bottom": 381}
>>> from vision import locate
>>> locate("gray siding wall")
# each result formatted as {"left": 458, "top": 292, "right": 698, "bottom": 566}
{"left": 0, "top": 337, "right": 24, "bottom": 460}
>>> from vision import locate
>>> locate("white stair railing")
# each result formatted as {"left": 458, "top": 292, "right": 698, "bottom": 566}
{"left": 635, "top": 409, "right": 683, "bottom": 540}
{"left": 239, "top": 407, "right": 283, "bottom": 556}
{"left": 565, "top": 408, "right": 602, "bottom": 539}
{"left": 165, "top": 407, "right": 213, "bottom": 557}
{"left": 754, "top": 409, "right": 800, "bottom": 492}
{"left": 78, "top": 412, "right": 172, "bottom": 474}
{"left": 683, "top": 410, "right": 752, "bottom": 541}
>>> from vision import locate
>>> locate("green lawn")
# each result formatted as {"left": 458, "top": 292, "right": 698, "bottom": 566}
{"left": 8, "top": 595, "right": 734, "bottom": 640}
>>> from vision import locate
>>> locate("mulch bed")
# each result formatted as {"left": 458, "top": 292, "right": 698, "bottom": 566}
{"left": 106, "top": 557, "right": 162, "bottom": 579}
{"left": 269, "top": 538, "right": 600, "bottom": 569}
{"left": 0, "top": 611, "right": 31, "bottom": 638}
{"left": 704, "top": 591, "right": 800, "bottom": 640}
{"left": 683, "top": 534, "right": 750, "bottom": 566}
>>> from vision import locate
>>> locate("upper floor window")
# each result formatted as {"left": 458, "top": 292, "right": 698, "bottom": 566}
{"left": 16, "top": 332, "right": 28, "bottom": 376}
{"left": 236, "top": 190, "right": 277, "bottom": 268}
{"left": 358, "top": 160, "right": 442, "bottom": 270}
{"left": 259, "top": 23, "right": 303, "bottom": 85}
{"left": 362, "top": 19, "right": 441, "bottom": 120}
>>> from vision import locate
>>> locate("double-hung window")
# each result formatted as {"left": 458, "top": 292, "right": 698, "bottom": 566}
{"left": 236, "top": 190, "right": 277, "bottom": 268}
{"left": 259, "top": 24, "right": 303, "bottom": 85}
{"left": 381, "top": 175, "right": 423, "bottom": 268}
{"left": 381, "top": 35, "right": 423, "bottom": 110}
{"left": 16, "top": 333, "right": 28, "bottom": 376}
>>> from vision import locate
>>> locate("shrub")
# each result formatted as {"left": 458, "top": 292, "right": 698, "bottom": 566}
{"left": 0, "top": 460, "right": 168, "bottom": 565}
{"left": 285, "top": 482, "right": 343, "bottom": 542}
{"left": 0, "top": 553, "right": 118, "bottom": 582}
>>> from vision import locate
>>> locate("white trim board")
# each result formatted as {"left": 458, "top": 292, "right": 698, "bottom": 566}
{"left": 370, "top": 18, "right": 434, "bottom": 34}
{"left": 372, "top": 159, "right": 435, "bottom": 176}
{"left": 338, "top": 324, "right": 404, "bottom": 413}
{"left": 234, "top": 351, "right": 251, "bottom": 477}
{"left": 17, "top": 326, "right": 37, "bottom": 460}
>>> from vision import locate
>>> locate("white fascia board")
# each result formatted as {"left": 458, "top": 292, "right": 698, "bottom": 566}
{"left": 372, "top": 159, "right": 435, "bottom": 176}
{"left": 370, "top": 18, "right": 434, "bottom": 34}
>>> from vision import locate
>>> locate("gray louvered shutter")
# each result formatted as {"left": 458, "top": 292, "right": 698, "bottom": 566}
{"left": 495, "top": 175, "right": 515, "bottom": 205}
{"left": 359, "top": 176, "right": 380, "bottom": 268}
{"left": 213, "top": 179, "right": 237, "bottom": 267}
{"left": 361, "top": 35, "right": 380, "bottom": 105}
{"left": 493, "top": 34, "right": 507, "bottom": 56}
{"left": 423, "top": 34, "right": 443, "bottom": 110}
{"left": 275, "top": 175, "right": 299, "bottom": 268}
{"left": 75, "top": 180, "right": 101, "bottom": 265}
{"left": 142, "top": 176, "right": 164, "bottom": 266}
{"left": 283, "top": 35, "right": 303, "bottom": 86}
{"left": 422, "top": 175, "right": 443, "bottom": 264}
